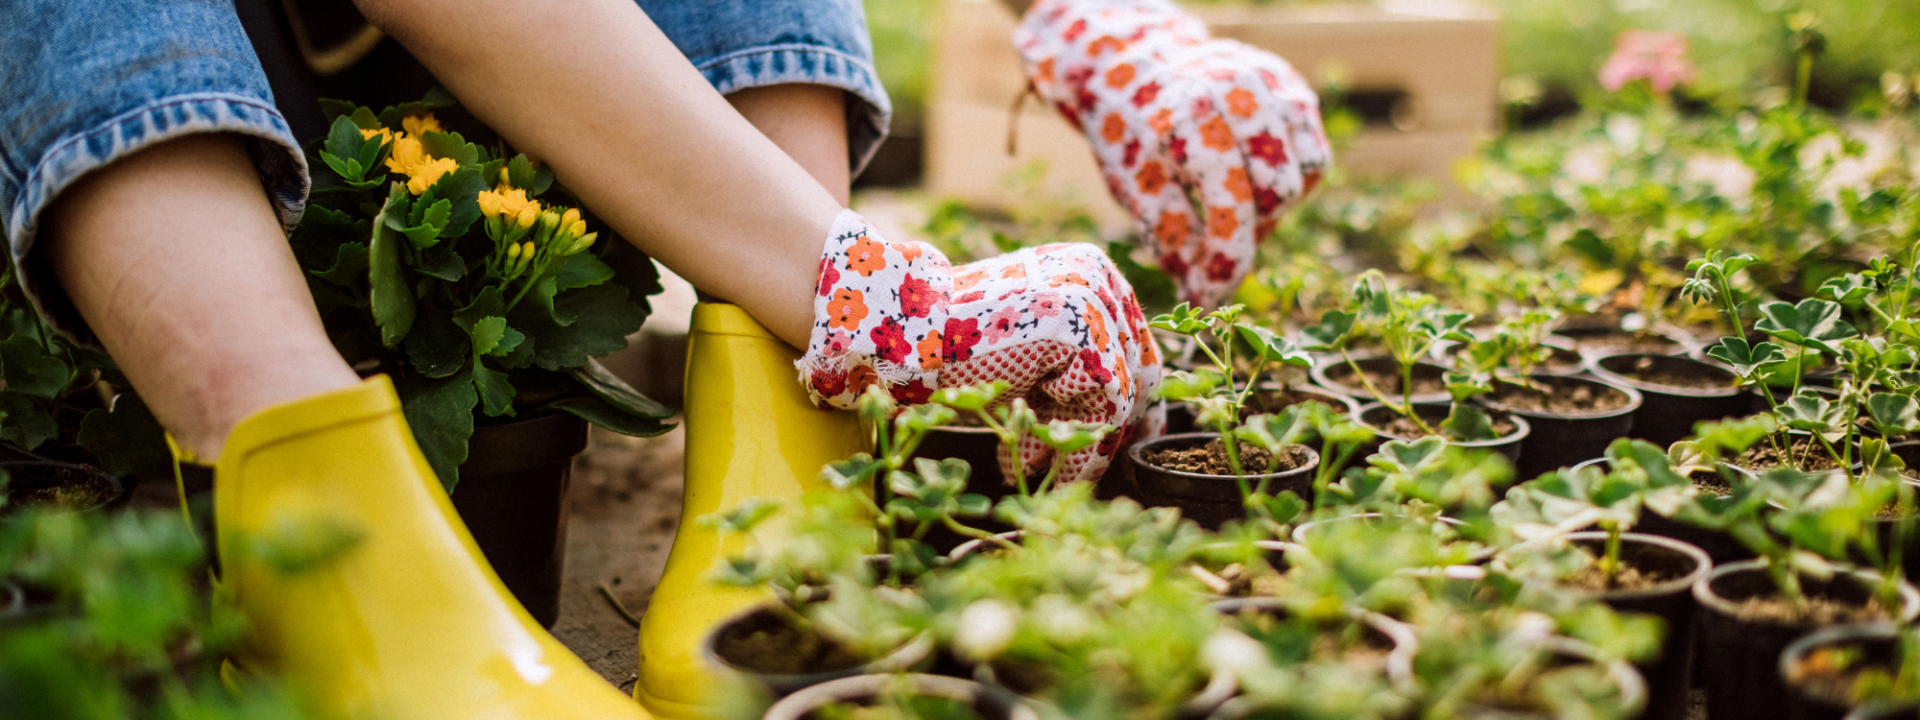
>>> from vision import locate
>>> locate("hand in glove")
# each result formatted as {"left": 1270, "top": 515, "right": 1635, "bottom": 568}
{"left": 1015, "top": 0, "right": 1332, "bottom": 308}
{"left": 796, "top": 210, "right": 1161, "bottom": 484}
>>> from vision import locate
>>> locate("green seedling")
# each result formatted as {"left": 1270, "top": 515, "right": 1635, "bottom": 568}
{"left": 1152, "top": 302, "right": 1313, "bottom": 479}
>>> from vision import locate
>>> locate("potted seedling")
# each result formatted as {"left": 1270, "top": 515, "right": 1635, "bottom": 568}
{"left": 1676, "top": 461, "right": 1920, "bottom": 720}
{"left": 1779, "top": 622, "right": 1911, "bottom": 720}
{"left": 1132, "top": 303, "right": 1323, "bottom": 529}
{"left": 295, "top": 97, "right": 674, "bottom": 625}
{"left": 1492, "top": 438, "right": 1711, "bottom": 720}
{"left": 1589, "top": 264, "right": 1748, "bottom": 448}
{"left": 1306, "top": 271, "right": 1461, "bottom": 410}
{"left": 1407, "top": 606, "right": 1650, "bottom": 720}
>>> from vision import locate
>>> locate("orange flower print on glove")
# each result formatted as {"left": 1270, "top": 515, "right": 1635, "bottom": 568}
{"left": 797, "top": 210, "right": 1161, "bottom": 484}
{"left": 1016, "top": 0, "right": 1332, "bottom": 309}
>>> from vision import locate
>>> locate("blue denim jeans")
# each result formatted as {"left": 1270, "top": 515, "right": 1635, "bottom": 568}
{"left": 0, "top": 0, "right": 890, "bottom": 343}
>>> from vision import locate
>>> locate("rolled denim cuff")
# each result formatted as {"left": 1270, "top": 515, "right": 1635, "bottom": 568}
{"left": 4, "top": 93, "right": 308, "bottom": 346}
{"left": 696, "top": 45, "right": 893, "bottom": 178}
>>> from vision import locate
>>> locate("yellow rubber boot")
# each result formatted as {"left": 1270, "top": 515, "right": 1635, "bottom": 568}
{"left": 214, "top": 375, "right": 647, "bottom": 720}
{"left": 634, "top": 303, "right": 868, "bottom": 719}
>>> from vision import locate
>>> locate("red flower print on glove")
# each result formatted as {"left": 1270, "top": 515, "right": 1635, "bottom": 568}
{"left": 798, "top": 211, "right": 1161, "bottom": 483}
{"left": 1015, "top": 0, "right": 1332, "bottom": 309}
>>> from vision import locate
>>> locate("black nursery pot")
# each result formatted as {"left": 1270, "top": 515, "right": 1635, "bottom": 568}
{"left": 1780, "top": 622, "right": 1902, "bottom": 720}
{"left": 1588, "top": 353, "right": 1749, "bottom": 448}
{"left": 1310, "top": 355, "right": 1452, "bottom": 406}
{"left": 1871, "top": 442, "right": 1920, "bottom": 583}
{"left": 1559, "top": 532, "right": 1712, "bottom": 720}
{"left": 760, "top": 673, "right": 1036, "bottom": 720}
{"left": 1693, "top": 560, "right": 1920, "bottom": 720}
{"left": 704, "top": 604, "right": 934, "bottom": 699}
{"left": 1478, "top": 374, "right": 1643, "bottom": 481}
{"left": 908, "top": 426, "right": 1029, "bottom": 553}
{"left": 1353, "top": 402, "right": 1529, "bottom": 466}
{"left": 0, "top": 459, "right": 127, "bottom": 516}
{"left": 1553, "top": 322, "right": 1696, "bottom": 358}
{"left": 1128, "top": 433, "right": 1319, "bottom": 530}
{"left": 450, "top": 410, "right": 588, "bottom": 629}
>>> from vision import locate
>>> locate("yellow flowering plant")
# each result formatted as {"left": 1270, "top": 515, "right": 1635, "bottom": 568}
{"left": 297, "top": 94, "right": 671, "bottom": 490}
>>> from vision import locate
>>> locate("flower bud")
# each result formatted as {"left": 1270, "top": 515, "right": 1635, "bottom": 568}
{"left": 568, "top": 233, "right": 598, "bottom": 255}
{"left": 951, "top": 600, "right": 1018, "bottom": 663}
{"left": 566, "top": 220, "right": 587, "bottom": 239}
{"left": 561, "top": 208, "right": 581, "bottom": 228}
{"left": 516, "top": 207, "right": 538, "bottom": 230}
{"left": 499, "top": 167, "right": 511, "bottom": 185}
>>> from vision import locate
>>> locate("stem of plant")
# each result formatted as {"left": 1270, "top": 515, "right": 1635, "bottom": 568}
{"left": 1341, "top": 349, "right": 1434, "bottom": 434}
{"left": 940, "top": 515, "right": 1019, "bottom": 553}
{"left": 1602, "top": 524, "right": 1622, "bottom": 587}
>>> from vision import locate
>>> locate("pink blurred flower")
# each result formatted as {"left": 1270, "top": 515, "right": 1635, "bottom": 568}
{"left": 1599, "top": 30, "right": 1696, "bottom": 94}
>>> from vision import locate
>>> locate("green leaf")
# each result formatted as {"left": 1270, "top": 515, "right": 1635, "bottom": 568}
{"left": 1440, "top": 404, "right": 1496, "bottom": 442}
{"left": 1754, "top": 299, "right": 1858, "bottom": 354}
{"left": 289, "top": 204, "right": 365, "bottom": 270}
{"left": 416, "top": 131, "right": 479, "bottom": 166}
{"left": 414, "top": 245, "right": 465, "bottom": 282}
{"left": 312, "top": 242, "right": 370, "bottom": 287}
{"left": 401, "top": 199, "right": 451, "bottom": 249}
{"left": 545, "top": 396, "right": 674, "bottom": 437}
{"left": 0, "top": 337, "right": 71, "bottom": 399}
{"left": 1299, "top": 310, "right": 1356, "bottom": 351}
{"left": 507, "top": 154, "right": 538, "bottom": 190}
{"left": 396, "top": 370, "right": 477, "bottom": 492}
{"left": 322, "top": 116, "right": 370, "bottom": 175}
{"left": 472, "top": 361, "right": 516, "bottom": 417}
{"left": 1818, "top": 274, "right": 1873, "bottom": 305}
{"left": 567, "top": 359, "right": 674, "bottom": 419}
{"left": 75, "top": 394, "right": 169, "bottom": 479}
{"left": 368, "top": 185, "right": 417, "bottom": 347}
{"left": 552, "top": 252, "right": 616, "bottom": 291}
{"left": 697, "top": 498, "right": 781, "bottom": 533}
{"left": 521, "top": 284, "right": 647, "bottom": 370}
{"left": 1565, "top": 228, "right": 1615, "bottom": 265}
{"left": 470, "top": 316, "right": 510, "bottom": 356}
{"left": 929, "top": 381, "right": 1009, "bottom": 412}
{"left": 0, "top": 393, "right": 55, "bottom": 450}
{"left": 1149, "top": 303, "right": 1207, "bottom": 335}
{"left": 1869, "top": 392, "right": 1920, "bottom": 436}
{"left": 454, "top": 286, "right": 507, "bottom": 331}
{"left": 1707, "top": 336, "right": 1786, "bottom": 377}
{"left": 403, "top": 316, "right": 469, "bottom": 379}
{"left": 423, "top": 167, "right": 486, "bottom": 238}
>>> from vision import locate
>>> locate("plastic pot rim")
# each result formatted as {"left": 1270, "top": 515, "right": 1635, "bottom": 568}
{"left": 1586, "top": 352, "right": 1745, "bottom": 399}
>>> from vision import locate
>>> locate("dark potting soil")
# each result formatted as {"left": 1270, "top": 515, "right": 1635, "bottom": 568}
{"left": 1690, "top": 469, "right": 1733, "bottom": 497}
{"left": 1326, "top": 365, "right": 1446, "bottom": 397}
{"left": 1250, "top": 388, "right": 1344, "bottom": 414}
{"left": 1728, "top": 594, "right": 1888, "bottom": 626}
{"left": 7, "top": 467, "right": 115, "bottom": 511}
{"left": 1558, "top": 540, "right": 1690, "bottom": 592}
{"left": 1563, "top": 329, "right": 1681, "bottom": 354}
{"left": 1785, "top": 647, "right": 1883, "bottom": 708}
{"left": 1612, "top": 355, "right": 1736, "bottom": 390}
{"left": 1562, "top": 563, "right": 1668, "bottom": 592}
{"left": 1378, "top": 414, "right": 1517, "bottom": 440}
{"left": 1734, "top": 437, "right": 1844, "bottom": 472}
{"left": 1489, "top": 378, "right": 1630, "bottom": 414}
{"left": 1142, "top": 439, "right": 1311, "bottom": 476}
{"left": 713, "top": 611, "right": 870, "bottom": 676}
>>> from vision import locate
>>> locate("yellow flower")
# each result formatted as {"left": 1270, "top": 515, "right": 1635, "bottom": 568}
{"left": 359, "top": 127, "right": 394, "bottom": 145}
{"left": 515, "top": 206, "right": 538, "bottom": 229}
{"left": 476, "top": 186, "right": 539, "bottom": 219}
{"left": 406, "top": 157, "right": 459, "bottom": 194}
{"left": 386, "top": 134, "right": 427, "bottom": 175}
{"left": 560, "top": 208, "right": 581, "bottom": 228}
{"left": 402, "top": 114, "right": 444, "bottom": 136}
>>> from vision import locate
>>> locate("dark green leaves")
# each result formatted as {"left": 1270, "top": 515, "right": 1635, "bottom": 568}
{"left": 0, "top": 336, "right": 72, "bottom": 399}
{"left": 1706, "top": 336, "right": 1785, "bottom": 378}
{"left": 396, "top": 370, "right": 478, "bottom": 492}
{"left": 1299, "top": 310, "right": 1355, "bottom": 351}
{"left": 1754, "top": 299, "right": 1857, "bottom": 354}
{"left": 317, "top": 116, "right": 389, "bottom": 189}
{"left": 368, "top": 185, "right": 417, "bottom": 348}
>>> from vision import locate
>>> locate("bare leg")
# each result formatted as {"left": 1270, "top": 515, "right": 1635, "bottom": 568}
{"left": 358, "top": 0, "right": 844, "bottom": 349}
{"left": 42, "top": 134, "right": 360, "bottom": 460}
{"left": 727, "top": 84, "right": 852, "bottom": 206}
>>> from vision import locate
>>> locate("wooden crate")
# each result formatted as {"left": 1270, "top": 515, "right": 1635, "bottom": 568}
{"left": 925, "top": 0, "right": 1501, "bottom": 232}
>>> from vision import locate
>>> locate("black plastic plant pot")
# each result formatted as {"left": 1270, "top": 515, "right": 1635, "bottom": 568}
{"left": 1587, "top": 353, "right": 1749, "bottom": 448}
{"left": 1556, "top": 532, "right": 1712, "bottom": 720}
{"left": 760, "top": 674, "right": 1037, "bottom": 720}
{"left": 704, "top": 603, "right": 935, "bottom": 699}
{"left": 908, "top": 426, "right": 1028, "bottom": 553}
{"left": 1870, "top": 443, "right": 1920, "bottom": 583}
{"left": 1478, "top": 374, "right": 1642, "bottom": 481}
{"left": 1128, "top": 433, "right": 1319, "bottom": 531}
{"left": 1570, "top": 458, "right": 1753, "bottom": 566}
{"left": 1162, "top": 383, "right": 1358, "bottom": 435}
{"left": 1780, "top": 622, "right": 1903, "bottom": 720}
{"left": 1352, "top": 402, "right": 1530, "bottom": 465}
{"left": 0, "top": 459, "right": 126, "bottom": 516}
{"left": 1310, "top": 355, "right": 1452, "bottom": 406}
{"left": 1692, "top": 560, "right": 1920, "bottom": 720}
{"left": 450, "top": 410, "right": 588, "bottom": 629}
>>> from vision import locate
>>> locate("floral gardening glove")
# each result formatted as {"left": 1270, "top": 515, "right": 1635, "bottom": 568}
{"left": 798, "top": 210, "right": 1162, "bottom": 484}
{"left": 1015, "top": 0, "right": 1332, "bottom": 308}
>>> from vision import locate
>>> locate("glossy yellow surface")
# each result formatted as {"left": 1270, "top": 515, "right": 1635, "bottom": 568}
{"left": 634, "top": 304, "right": 868, "bottom": 720}
{"left": 215, "top": 376, "right": 648, "bottom": 720}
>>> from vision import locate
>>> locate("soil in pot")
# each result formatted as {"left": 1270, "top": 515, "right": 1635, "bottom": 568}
{"left": 0, "top": 461, "right": 122, "bottom": 515}
{"left": 714, "top": 608, "right": 869, "bottom": 676}
{"left": 1601, "top": 354, "right": 1737, "bottom": 390}
{"left": 1556, "top": 327, "right": 1688, "bottom": 356}
{"left": 1735, "top": 435, "right": 1847, "bottom": 472}
{"left": 1356, "top": 402, "right": 1528, "bottom": 467}
{"left": 1781, "top": 625, "right": 1901, "bottom": 720}
{"left": 1694, "top": 562, "right": 1920, "bottom": 720}
{"left": 1315, "top": 356, "right": 1450, "bottom": 403}
{"left": 1482, "top": 375, "right": 1641, "bottom": 480}
{"left": 1139, "top": 438, "right": 1310, "bottom": 476}
{"left": 1590, "top": 353, "right": 1748, "bottom": 448}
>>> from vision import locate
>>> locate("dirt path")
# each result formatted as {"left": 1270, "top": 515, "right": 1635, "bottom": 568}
{"left": 552, "top": 424, "right": 687, "bottom": 691}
